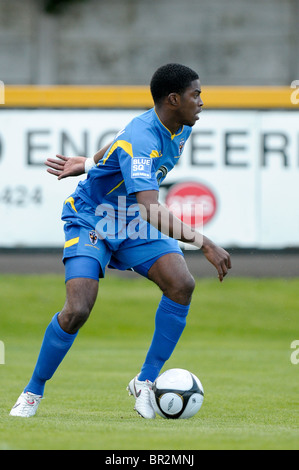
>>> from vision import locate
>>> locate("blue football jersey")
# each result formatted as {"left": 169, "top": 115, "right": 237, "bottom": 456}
{"left": 75, "top": 108, "right": 192, "bottom": 211}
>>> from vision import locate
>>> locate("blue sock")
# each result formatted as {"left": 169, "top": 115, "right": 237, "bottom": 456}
{"left": 138, "top": 295, "right": 190, "bottom": 383}
{"left": 24, "top": 313, "right": 78, "bottom": 396}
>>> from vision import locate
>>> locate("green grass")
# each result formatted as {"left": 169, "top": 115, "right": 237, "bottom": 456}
{"left": 0, "top": 274, "right": 298, "bottom": 450}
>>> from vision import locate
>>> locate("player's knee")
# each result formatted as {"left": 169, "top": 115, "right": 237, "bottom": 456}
{"left": 180, "top": 274, "right": 196, "bottom": 298}
{"left": 59, "top": 304, "right": 92, "bottom": 334}
{"left": 167, "top": 273, "right": 195, "bottom": 305}
{"left": 72, "top": 308, "right": 91, "bottom": 329}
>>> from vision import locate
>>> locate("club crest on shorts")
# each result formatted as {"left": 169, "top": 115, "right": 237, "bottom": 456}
{"left": 89, "top": 231, "right": 98, "bottom": 245}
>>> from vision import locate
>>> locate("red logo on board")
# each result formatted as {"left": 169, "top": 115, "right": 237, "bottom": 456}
{"left": 165, "top": 182, "right": 217, "bottom": 227}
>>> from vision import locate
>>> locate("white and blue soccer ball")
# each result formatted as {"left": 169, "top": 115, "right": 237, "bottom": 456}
{"left": 150, "top": 368, "right": 204, "bottom": 419}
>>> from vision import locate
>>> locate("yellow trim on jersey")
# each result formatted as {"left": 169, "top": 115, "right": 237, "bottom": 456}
{"left": 64, "top": 237, "right": 79, "bottom": 248}
{"left": 103, "top": 140, "right": 133, "bottom": 165}
{"left": 65, "top": 197, "right": 78, "bottom": 213}
{"left": 150, "top": 150, "right": 162, "bottom": 159}
{"left": 106, "top": 179, "right": 125, "bottom": 195}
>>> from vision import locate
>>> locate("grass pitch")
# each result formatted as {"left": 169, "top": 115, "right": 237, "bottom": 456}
{"left": 0, "top": 274, "right": 298, "bottom": 450}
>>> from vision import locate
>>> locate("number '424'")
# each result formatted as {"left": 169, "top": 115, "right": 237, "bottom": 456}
{"left": 0, "top": 186, "right": 42, "bottom": 206}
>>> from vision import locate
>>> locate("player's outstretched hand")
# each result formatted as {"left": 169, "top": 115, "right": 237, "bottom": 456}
{"left": 45, "top": 154, "right": 86, "bottom": 180}
{"left": 202, "top": 238, "right": 232, "bottom": 282}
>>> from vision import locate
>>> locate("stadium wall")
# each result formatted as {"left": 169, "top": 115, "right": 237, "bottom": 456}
{"left": 0, "top": 0, "right": 298, "bottom": 87}
{"left": 0, "top": 86, "right": 299, "bottom": 250}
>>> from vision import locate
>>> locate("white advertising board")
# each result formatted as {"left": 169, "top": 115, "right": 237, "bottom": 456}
{"left": 0, "top": 109, "right": 298, "bottom": 249}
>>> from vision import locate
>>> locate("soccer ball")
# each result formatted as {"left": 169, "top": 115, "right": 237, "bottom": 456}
{"left": 150, "top": 368, "right": 204, "bottom": 419}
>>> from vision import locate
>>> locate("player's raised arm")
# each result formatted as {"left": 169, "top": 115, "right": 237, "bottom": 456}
{"left": 136, "top": 190, "right": 232, "bottom": 282}
{"left": 45, "top": 141, "right": 113, "bottom": 180}
{"left": 45, "top": 154, "right": 87, "bottom": 180}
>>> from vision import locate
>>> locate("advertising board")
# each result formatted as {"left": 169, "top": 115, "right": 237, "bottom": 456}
{"left": 0, "top": 108, "right": 298, "bottom": 249}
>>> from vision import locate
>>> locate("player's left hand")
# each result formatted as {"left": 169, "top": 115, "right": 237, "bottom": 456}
{"left": 201, "top": 239, "right": 232, "bottom": 282}
{"left": 45, "top": 154, "right": 86, "bottom": 180}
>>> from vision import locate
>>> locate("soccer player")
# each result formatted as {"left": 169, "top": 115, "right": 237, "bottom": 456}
{"left": 10, "top": 64, "right": 231, "bottom": 419}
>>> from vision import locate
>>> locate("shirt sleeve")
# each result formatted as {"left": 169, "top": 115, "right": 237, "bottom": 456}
{"left": 117, "top": 124, "right": 160, "bottom": 195}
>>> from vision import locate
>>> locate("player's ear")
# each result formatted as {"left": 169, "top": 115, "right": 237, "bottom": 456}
{"left": 168, "top": 93, "right": 180, "bottom": 107}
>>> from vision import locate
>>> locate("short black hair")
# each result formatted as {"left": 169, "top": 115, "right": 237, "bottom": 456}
{"left": 150, "top": 63, "right": 199, "bottom": 105}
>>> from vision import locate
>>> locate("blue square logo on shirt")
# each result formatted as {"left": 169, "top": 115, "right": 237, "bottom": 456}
{"left": 131, "top": 157, "right": 152, "bottom": 178}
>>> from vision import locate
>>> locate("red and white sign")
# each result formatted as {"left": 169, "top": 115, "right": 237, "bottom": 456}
{"left": 165, "top": 182, "right": 217, "bottom": 227}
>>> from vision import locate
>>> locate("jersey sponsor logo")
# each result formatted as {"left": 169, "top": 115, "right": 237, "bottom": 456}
{"left": 131, "top": 157, "right": 152, "bottom": 178}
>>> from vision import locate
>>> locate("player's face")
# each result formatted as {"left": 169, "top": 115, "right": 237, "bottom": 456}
{"left": 178, "top": 79, "right": 203, "bottom": 127}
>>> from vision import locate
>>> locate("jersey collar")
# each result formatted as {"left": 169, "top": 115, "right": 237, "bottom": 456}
{"left": 154, "top": 108, "right": 184, "bottom": 141}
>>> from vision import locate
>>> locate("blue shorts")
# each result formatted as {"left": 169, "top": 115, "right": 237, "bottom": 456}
{"left": 62, "top": 195, "right": 183, "bottom": 282}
